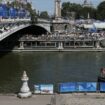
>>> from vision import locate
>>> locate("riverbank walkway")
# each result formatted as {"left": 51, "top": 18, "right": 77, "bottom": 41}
{"left": 0, "top": 93, "right": 105, "bottom": 105}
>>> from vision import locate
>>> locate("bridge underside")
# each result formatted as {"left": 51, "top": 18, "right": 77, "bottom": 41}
{"left": 18, "top": 25, "right": 48, "bottom": 35}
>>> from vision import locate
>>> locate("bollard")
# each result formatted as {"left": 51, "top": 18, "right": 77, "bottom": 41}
{"left": 17, "top": 71, "right": 32, "bottom": 98}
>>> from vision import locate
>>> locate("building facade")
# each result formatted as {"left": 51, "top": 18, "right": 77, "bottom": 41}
{"left": 82, "top": 0, "right": 93, "bottom": 8}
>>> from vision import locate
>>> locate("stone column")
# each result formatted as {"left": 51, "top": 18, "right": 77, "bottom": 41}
{"left": 19, "top": 41, "right": 24, "bottom": 49}
{"left": 95, "top": 41, "right": 101, "bottom": 49}
{"left": 35, "top": 42, "right": 37, "bottom": 47}
{"left": 18, "top": 71, "right": 32, "bottom": 98}
{"left": 58, "top": 42, "right": 63, "bottom": 50}
{"left": 55, "top": 0, "right": 61, "bottom": 19}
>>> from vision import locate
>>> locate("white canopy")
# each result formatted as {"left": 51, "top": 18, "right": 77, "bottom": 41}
{"left": 84, "top": 22, "right": 105, "bottom": 29}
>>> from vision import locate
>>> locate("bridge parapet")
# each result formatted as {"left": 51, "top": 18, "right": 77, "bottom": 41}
{"left": 37, "top": 18, "right": 51, "bottom": 23}
{"left": 0, "top": 18, "right": 30, "bottom": 22}
{"left": 0, "top": 18, "right": 31, "bottom": 24}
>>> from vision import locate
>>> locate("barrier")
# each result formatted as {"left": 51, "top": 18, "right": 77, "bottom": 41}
{"left": 34, "top": 85, "right": 41, "bottom": 94}
{"left": 77, "top": 82, "right": 97, "bottom": 92}
{"left": 77, "top": 82, "right": 87, "bottom": 92}
{"left": 34, "top": 84, "right": 54, "bottom": 94}
{"left": 86, "top": 82, "right": 97, "bottom": 92}
{"left": 59, "top": 82, "right": 76, "bottom": 93}
{"left": 34, "top": 82, "right": 105, "bottom": 94}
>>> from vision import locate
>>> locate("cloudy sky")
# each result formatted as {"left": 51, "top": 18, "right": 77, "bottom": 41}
{"left": 32, "top": 0, "right": 104, "bottom": 15}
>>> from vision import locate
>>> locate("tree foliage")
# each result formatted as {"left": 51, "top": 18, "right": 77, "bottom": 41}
{"left": 62, "top": 2, "right": 82, "bottom": 19}
{"left": 97, "top": 1, "right": 105, "bottom": 20}
{"left": 6, "top": 1, "right": 37, "bottom": 23}
{"left": 61, "top": 1, "right": 105, "bottom": 20}
{"left": 39, "top": 11, "right": 49, "bottom": 19}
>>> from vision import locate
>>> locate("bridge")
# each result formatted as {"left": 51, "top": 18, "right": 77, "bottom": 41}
{"left": 0, "top": 17, "right": 76, "bottom": 51}
{"left": 0, "top": 18, "right": 51, "bottom": 42}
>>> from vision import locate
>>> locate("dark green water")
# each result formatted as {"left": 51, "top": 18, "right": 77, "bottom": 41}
{"left": 0, "top": 52, "right": 105, "bottom": 93}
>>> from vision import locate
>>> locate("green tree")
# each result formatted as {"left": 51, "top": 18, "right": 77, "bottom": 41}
{"left": 62, "top": 2, "right": 82, "bottom": 19}
{"left": 0, "top": 0, "right": 2, "bottom": 4}
{"left": 80, "top": 7, "right": 96, "bottom": 19}
{"left": 97, "top": 1, "right": 105, "bottom": 20}
{"left": 30, "top": 9, "right": 37, "bottom": 23}
{"left": 8, "top": 1, "right": 37, "bottom": 22}
{"left": 61, "top": 2, "right": 97, "bottom": 19}
{"left": 39, "top": 11, "right": 49, "bottom": 19}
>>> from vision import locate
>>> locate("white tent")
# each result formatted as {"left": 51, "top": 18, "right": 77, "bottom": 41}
{"left": 84, "top": 22, "right": 105, "bottom": 29}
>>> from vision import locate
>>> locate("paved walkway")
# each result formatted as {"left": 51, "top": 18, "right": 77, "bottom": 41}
{"left": 0, "top": 93, "right": 105, "bottom": 105}
{"left": 0, "top": 95, "right": 52, "bottom": 105}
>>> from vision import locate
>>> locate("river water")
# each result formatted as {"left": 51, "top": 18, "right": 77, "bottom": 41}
{"left": 0, "top": 52, "right": 105, "bottom": 93}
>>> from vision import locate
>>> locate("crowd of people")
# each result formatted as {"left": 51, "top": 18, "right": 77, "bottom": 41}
{"left": 20, "top": 31, "right": 105, "bottom": 42}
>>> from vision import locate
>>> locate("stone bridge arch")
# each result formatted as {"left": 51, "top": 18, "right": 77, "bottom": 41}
{"left": 35, "top": 23, "right": 51, "bottom": 33}
{"left": 17, "top": 24, "right": 51, "bottom": 35}
{"left": 0, "top": 23, "right": 51, "bottom": 41}
{"left": 0, "top": 23, "right": 51, "bottom": 50}
{"left": 19, "top": 24, "right": 51, "bottom": 36}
